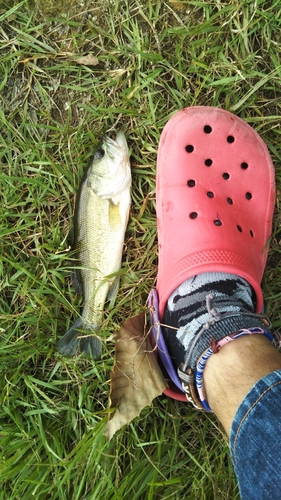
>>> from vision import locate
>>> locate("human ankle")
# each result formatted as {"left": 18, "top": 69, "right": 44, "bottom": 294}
{"left": 203, "top": 335, "right": 281, "bottom": 435}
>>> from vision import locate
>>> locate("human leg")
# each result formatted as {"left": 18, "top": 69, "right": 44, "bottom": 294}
{"left": 150, "top": 106, "right": 279, "bottom": 499}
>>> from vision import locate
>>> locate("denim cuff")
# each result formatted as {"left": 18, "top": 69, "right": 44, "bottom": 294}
{"left": 230, "top": 369, "right": 281, "bottom": 500}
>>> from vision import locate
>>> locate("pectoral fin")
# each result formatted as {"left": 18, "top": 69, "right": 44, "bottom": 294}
{"left": 71, "top": 268, "right": 83, "bottom": 296}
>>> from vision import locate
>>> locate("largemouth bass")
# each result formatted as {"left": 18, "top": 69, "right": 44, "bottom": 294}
{"left": 57, "top": 131, "right": 131, "bottom": 359}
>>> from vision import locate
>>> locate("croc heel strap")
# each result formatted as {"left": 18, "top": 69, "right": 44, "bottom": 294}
{"left": 148, "top": 289, "right": 204, "bottom": 409}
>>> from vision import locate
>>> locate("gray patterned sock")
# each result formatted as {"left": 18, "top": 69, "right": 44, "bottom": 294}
{"left": 162, "top": 272, "right": 267, "bottom": 371}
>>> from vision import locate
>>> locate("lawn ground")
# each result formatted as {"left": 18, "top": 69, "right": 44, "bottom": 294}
{"left": 0, "top": 0, "right": 281, "bottom": 499}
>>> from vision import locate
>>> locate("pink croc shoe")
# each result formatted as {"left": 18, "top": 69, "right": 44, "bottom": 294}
{"left": 149, "top": 106, "right": 276, "bottom": 402}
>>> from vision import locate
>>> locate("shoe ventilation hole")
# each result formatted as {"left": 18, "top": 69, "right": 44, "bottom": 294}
{"left": 227, "top": 197, "right": 233, "bottom": 205}
{"left": 241, "top": 162, "right": 248, "bottom": 170}
{"left": 207, "top": 191, "right": 214, "bottom": 198}
{"left": 214, "top": 219, "right": 222, "bottom": 226}
{"left": 222, "top": 172, "right": 230, "bottom": 180}
{"left": 187, "top": 179, "right": 196, "bottom": 187}
{"left": 204, "top": 125, "right": 212, "bottom": 134}
{"left": 185, "top": 145, "right": 194, "bottom": 153}
{"left": 245, "top": 192, "right": 252, "bottom": 200}
{"left": 227, "top": 135, "right": 235, "bottom": 143}
{"left": 205, "top": 158, "right": 213, "bottom": 166}
{"left": 190, "top": 212, "right": 198, "bottom": 219}
{"left": 250, "top": 230, "right": 254, "bottom": 238}
{"left": 237, "top": 225, "right": 242, "bottom": 232}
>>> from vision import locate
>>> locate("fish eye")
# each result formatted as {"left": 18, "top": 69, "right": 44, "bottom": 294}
{"left": 94, "top": 147, "right": 105, "bottom": 160}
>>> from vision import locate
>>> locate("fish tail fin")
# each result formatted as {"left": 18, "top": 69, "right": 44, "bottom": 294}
{"left": 57, "top": 317, "right": 102, "bottom": 360}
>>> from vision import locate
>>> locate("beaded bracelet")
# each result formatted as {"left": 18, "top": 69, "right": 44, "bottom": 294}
{"left": 195, "top": 327, "right": 274, "bottom": 411}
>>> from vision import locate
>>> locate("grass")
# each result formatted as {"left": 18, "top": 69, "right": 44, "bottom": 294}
{"left": 0, "top": 0, "right": 281, "bottom": 498}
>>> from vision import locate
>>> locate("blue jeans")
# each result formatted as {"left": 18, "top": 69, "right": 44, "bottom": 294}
{"left": 230, "top": 369, "right": 281, "bottom": 499}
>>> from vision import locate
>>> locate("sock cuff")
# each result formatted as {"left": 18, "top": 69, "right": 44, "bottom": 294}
{"left": 188, "top": 314, "right": 268, "bottom": 370}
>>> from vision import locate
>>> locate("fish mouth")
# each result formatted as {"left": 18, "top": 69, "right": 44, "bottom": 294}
{"left": 104, "top": 131, "right": 128, "bottom": 158}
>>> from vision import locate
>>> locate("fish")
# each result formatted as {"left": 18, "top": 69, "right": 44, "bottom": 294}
{"left": 57, "top": 131, "right": 131, "bottom": 359}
